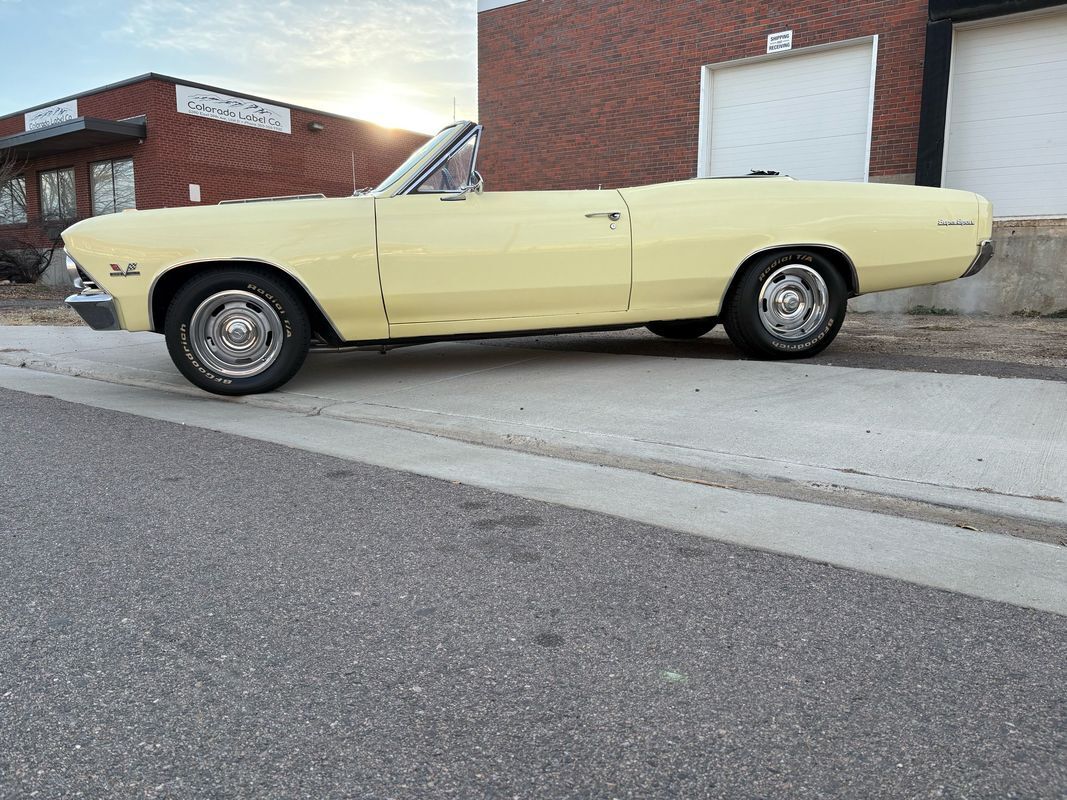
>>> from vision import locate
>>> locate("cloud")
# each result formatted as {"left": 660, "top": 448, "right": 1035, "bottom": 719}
{"left": 112, "top": 0, "right": 476, "bottom": 130}
{"left": 117, "top": 0, "right": 473, "bottom": 69}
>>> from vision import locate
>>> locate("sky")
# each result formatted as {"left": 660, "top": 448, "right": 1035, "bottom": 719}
{"left": 0, "top": 0, "right": 477, "bottom": 134}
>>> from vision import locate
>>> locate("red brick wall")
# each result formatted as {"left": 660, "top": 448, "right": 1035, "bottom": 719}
{"left": 0, "top": 77, "right": 428, "bottom": 247}
{"left": 477, "top": 0, "right": 927, "bottom": 191}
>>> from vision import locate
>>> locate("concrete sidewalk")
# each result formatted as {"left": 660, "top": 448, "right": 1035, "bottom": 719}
{"left": 2, "top": 325, "right": 1064, "bottom": 541}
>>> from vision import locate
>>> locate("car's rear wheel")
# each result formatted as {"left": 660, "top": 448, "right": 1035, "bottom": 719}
{"left": 646, "top": 317, "right": 717, "bottom": 340}
{"left": 722, "top": 250, "right": 846, "bottom": 359}
{"left": 164, "top": 268, "right": 310, "bottom": 395}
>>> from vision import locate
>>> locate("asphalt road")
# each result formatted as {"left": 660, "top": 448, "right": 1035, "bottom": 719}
{"left": 1, "top": 388, "right": 1064, "bottom": 799}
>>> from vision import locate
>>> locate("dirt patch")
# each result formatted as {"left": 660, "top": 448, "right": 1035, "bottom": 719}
{"left": 839, "top": 312, "right": 1066, "bottom": 369}
{"left": 0, "top": 306, "right": 81, "bottom": 326}
{"left": 0, "top": 283, "right": 70, "bottom": 302}
{"left": 0, "top": 283, "right": 79, "bottom": 326}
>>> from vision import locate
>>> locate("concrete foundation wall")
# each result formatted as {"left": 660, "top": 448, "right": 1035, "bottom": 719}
{"left": 1, "top": 249, "right": 69, "bottom": 289}
{"left": 39, "top": 250, "right": 69, "bottom": 289}
{"left": 851, "top": 219, "right": 1067, "bottom": 315}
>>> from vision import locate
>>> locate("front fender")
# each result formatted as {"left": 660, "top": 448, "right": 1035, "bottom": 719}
{"left": 62, "top": 197, "right": 385, "bottom": 340}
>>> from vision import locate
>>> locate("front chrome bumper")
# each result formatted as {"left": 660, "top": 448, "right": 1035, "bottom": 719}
{"left": 962, "top": 239, "right": 995, "bottom": 279}
{"left": 65, "top": 292, "right": 121, "bottom": 331}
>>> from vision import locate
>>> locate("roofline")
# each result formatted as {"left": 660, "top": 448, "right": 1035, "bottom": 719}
{"left": 0, "top": 73, "right": 428, "bottom": 137}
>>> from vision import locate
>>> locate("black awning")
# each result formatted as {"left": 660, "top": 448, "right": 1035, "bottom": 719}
{"left": 0, "top": 116, "right": 147, "bottom": 158}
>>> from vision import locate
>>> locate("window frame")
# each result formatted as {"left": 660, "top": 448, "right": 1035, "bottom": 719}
{"left": 38, "top": 166, "right": 78, "bottom": 222}
{"left": 0, "top": 175, "right": 28, "bottom": 226}
{"left": 413, "top": 131, "right": 480, "bottom": 195}
{"left": 404, "top": 126, "right": 482, "bottom": 196}
{"left": 90, "top": 157, "right": 137, "bottom": 216}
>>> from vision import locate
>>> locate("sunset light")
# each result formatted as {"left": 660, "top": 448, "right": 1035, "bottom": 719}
{"left": 346, "top": 86, "right": 453, "bottom": 134}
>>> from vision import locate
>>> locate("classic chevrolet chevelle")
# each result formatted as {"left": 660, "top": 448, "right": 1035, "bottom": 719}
{"left": 62, "top": 120, "right": 994, "bottom": 395}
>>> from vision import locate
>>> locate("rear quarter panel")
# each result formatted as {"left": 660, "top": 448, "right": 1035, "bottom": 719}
{"left": 62, "top": 197, "right": 384, "bottom": 340}
{"left": 620, "top": 179, "right": 984, "bottom": 315}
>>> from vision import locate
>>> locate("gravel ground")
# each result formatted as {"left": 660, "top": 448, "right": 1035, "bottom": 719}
{"left": 0, "top": 284, "right": 78, "bottom": 325}
{"left": 836, "top": 309, "right": 1066, "bottom": 369}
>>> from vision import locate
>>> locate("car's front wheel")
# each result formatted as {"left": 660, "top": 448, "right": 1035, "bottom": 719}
{"left": 722, "top": 250, "right": 846, "bottom": 359}
{"left": 164, "top": 268, "right": 310, "bottom": 395}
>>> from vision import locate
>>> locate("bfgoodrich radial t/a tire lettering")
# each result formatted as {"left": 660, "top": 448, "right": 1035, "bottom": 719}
{"left": 164, "top": 268, "right": 310, "bottom": 395}
{"left": 722, "top": 250, "right": 847, "bottom": 359}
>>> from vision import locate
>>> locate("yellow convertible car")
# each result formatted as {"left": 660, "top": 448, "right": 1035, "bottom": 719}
{"left": 63, "top": 120, "right": 994, "bottom": 395}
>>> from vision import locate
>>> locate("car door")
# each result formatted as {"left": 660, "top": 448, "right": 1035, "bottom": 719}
{"left": 374, "top": 133, "right": 631, "bottom": 327}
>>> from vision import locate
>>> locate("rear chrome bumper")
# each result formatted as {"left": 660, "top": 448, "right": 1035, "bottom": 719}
{"left": 65, "top": 292, "right": 121, "bottom": 331}
{"left": 962, "top": 239, "right": 995, "bottom": 279}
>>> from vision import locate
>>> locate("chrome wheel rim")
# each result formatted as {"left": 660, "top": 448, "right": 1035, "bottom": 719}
{"left": 757, "top": 264, "right": 829, "bottom": 341}
{"left": 189, "top": 290, "right": 284, "bottom": 378}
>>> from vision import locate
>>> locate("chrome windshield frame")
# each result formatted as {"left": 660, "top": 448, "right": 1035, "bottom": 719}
{"left": 370, "top": 121, "right": 469, "bottom": 197}
{"left": 391, "top": 122, "right": 482, "bottom": 198}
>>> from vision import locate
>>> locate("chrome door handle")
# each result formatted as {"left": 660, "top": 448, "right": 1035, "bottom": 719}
{"left": 585, "top": 211, "right": 621, "bottom": 221}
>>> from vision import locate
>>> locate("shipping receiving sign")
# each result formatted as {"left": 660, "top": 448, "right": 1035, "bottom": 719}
{"left": 175, "top": 85, "right": 292, "bottom": 134}
{"left": 767, "top": 30, "right": 793, "bottom": 53}
{"left": 25, "top": 100, "right": 78, "bottom": 131}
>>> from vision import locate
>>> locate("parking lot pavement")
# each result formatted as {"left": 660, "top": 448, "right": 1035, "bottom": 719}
{"left": 2, "top": 388, "right": 1065, "bottom": 799}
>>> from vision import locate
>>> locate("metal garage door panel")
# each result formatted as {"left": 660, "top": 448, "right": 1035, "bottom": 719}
{"left": 704, "top": 43, "right": 874, "bottom": 182}
{"left": 945, "top": 11, "right": 1067, "bottom": 217}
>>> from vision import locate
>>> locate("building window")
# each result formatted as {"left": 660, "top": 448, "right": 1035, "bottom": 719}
{"left": 90, "top": 158, "right": 136, "bottom": 216}
{"left": 0, "top": 176, "right": 27, "bottom": 225}
{"left": 39, "top": 167, "right": 77, "bottom": 221}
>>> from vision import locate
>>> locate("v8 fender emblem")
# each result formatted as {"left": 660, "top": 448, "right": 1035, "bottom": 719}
{"left": 109, "top": 262, "right": 141, "bottom": 276}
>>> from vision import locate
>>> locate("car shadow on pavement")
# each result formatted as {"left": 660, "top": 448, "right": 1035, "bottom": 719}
{"left": 481, "top": 329, "right": 1067, "bottom": 382}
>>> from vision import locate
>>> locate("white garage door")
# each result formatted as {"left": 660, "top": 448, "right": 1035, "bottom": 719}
{"left": 945, "top": 10, "right": 1067, "bottom": 217}
{"left": 699, "top": 40, "right": 876, "bottom": 182}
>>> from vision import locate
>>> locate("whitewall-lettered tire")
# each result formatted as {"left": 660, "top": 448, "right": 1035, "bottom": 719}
{"left": 164, "top": 268, "right": 310, "bottom": 395}
{"left": 722, "top": 250, "right": 847, "bottom": 359}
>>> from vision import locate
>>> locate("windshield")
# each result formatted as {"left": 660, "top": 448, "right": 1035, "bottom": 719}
{"left": 372, "top": 123, "right": 467, "bottom": 195}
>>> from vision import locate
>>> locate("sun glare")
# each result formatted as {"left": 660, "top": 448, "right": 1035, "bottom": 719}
{"left": 348, "top": 90, "right": 450, "bottom": 135}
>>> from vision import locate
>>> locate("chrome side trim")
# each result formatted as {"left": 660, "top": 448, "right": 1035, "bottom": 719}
{"left": 66, "top": 292, "right": 121, "bottom": 331}
{"left": 64, "top": 250, "right": 102, "bottom": 292}
{"left": 219, "top": 194, "right": 326, "bottom": 205}
{"left": 962, "top": 239, "right": 995, "bottom": 278}
{"left": 396, "top": 124, "right": 482, "bottom": 198}
{"left": 64, "top": 250, "right": 81, "bottom": 287}
{"left": 146, "top": 257, "right": 345, "bottom": 342}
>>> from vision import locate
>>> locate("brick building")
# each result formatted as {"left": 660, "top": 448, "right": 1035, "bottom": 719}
{"left": 0, "top": 74, "right": 427, "bottom": 284}
{"left": 478, "top": 0, "right": 1067, "bottom": 314}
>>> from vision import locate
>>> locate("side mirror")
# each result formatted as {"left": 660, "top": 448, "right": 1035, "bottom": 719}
{"left": 441, "top": 171, "right": 485, "bottom": 202}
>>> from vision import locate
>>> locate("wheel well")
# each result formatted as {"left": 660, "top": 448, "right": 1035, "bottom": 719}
{"left": 720, "top": 245, "right": 859, "bottom": 311}
{"left": 150, "top": 261, "right": 342, "bottom": 345}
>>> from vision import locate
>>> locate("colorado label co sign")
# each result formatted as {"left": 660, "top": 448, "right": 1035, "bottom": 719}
{"left": 175, "top": 85, "right": 292, "bottom": 134}
{"left": 25, "top": 100, "right": 78, "bottom": 131}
